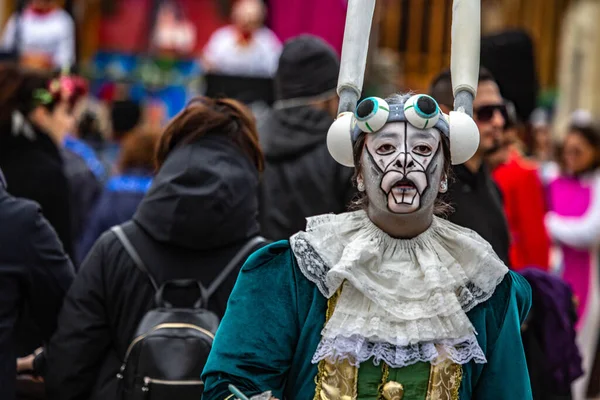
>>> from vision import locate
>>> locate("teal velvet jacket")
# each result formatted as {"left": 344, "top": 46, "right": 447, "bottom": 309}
{"left": 202, "top": 241, "right": 533, "bottom": 399}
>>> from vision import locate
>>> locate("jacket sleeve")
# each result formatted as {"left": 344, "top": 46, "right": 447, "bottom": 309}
{"left": 25, "top": 207, "right": 75, "bottom": 342}
{"left": 545, "top": 176, "right": 600, "bottom": 249}
{"left": 472, "top": 271, "right": 533, "bottom": 399}
{"left": 514, "top": 169, "right": 550, "bottom": 269}
{"left": 45, "top": 238, "right": 112, "bottom": 400}
{"left": 202, "top": 242, "right": 301, "bottom": 399}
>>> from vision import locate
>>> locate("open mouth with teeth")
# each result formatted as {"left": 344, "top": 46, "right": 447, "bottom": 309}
{"left": 388, "top": 177, "right": 420, "bottom": 207}
{"left": 391, "top": 178, "right": 417, "bottom": 193}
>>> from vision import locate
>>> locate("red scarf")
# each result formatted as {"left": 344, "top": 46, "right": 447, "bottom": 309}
{"left": 27, "top": 4, "right": 58, "bottom": 16}
{"left": 236, "top": 28, "right": 255, "bottom": 46}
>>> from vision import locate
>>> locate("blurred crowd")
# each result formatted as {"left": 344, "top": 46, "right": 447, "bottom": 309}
{"left": 0, "top": 0, "right": 599, "bottom": 400}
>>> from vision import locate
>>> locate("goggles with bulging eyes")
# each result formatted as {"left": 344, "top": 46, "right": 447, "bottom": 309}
{"left": 326, "top": 93, "right": 481, "bottom": 168}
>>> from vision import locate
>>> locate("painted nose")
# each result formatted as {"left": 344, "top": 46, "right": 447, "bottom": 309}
{"left": 394, "top": 154, "right": 415, "bottom": 170}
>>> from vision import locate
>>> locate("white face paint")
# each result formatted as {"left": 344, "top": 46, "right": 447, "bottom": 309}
{"left": 362, "top": 122, "right": 444, "bottom": 214}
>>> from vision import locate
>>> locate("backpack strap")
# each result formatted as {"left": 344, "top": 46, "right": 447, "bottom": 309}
{"left": 111, "top": 225, "right": 160, "bottom": 292}
{"left": 205, "top": 236, "right": 268, "bottom": 299}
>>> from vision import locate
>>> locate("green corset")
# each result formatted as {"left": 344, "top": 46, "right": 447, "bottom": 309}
{"left": 315, "top": 290, "right": 462, "bottom": 400}
{"left": 314, "top": 357, "right": 461, "bottom": 400}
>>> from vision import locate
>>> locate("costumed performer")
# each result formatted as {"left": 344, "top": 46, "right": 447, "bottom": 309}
{"left": 201, "top": 90, "right": 532, "bottom": 399}
{"left": 201, "top": 0, "right": 532, "bottom": 398}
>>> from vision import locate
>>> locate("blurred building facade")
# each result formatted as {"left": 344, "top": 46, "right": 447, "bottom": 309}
{"left": 378, "top": 0, "right": 573, "bottom": 93}
{"left": 553, "top": 0, "right": 600, "bottom": 140}
{"left": 1, "top": 0, "right": 574, "bottom": 87}
{"left": 1, "top": 0, "right": 588, "bottom": 131}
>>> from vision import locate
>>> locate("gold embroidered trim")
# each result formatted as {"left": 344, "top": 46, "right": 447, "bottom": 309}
{"left": 450, "top": 365, "right": 462, "bottom": 400}
{"left": 314, "top": 287, "right": 359, "bottom": 400}
{"left": 425, "top": 358, "right": 463, "bottom": 400}
{"left": 314, "top": 290, "right": 340, "bottom": 398}
{"left": 319, "top": 358, "right": 359, "bottom": 400}
{"left": 377, "top": 363, "right": 390, "bottom": 400}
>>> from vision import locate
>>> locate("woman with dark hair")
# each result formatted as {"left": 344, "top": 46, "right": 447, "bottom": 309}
{"left": 0, "top": 65, "right": 85, "bottom": 263}
{"left": 44, "top": 97, "right": 266, "bottom": 399}
{"left": 202, "top": 93, "right": 532, "bottom": 399}
{"left": 545, "top": 110, "right": 600, "bottom": 400}
{"left": 76, "top": 130, "right": 158, "bottom": 264}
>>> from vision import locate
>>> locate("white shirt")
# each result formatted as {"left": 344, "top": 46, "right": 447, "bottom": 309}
{"left": 1, "top": 8, "right": 75, "bottom": 68}
{"left": 203, "top": 25, "right": 282, "bottom": 78}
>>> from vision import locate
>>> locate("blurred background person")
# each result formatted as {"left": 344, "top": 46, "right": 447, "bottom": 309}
{"left": 0, "top": 168, "right": 74, "bottom": 400}
{"left": 488, "top": 100, "right": 551, "bottom": 271}
{"left": 72, "top": 98, "right": 111, "bottom": 157}
{"left": 529, "top": 107, "right": 562, "bottom": 185}
{"left": 530, "top": 107, "right": 556, "bottom": 163}
{"left": 0, "top": 0, "right": 75, "bottom": 71}
{"left": 77, "top": 130, "right": 157, "bottom": 264}
{"left": 429, "top": 68, "right": 511, "bottom": 265}
{"left": 202, "top": 0, "right": 282, "bottom": 78}
{"left": 0, "top": 64, "right": 75, "bottom": 257}
{"left": 63, "top": 97, "right": 111, "bottom": 185}
{"left": 100, "top": 99, "right": 143, "bottom": 172}
{"left": 61, "top": 134, "right": 102, "bottom": 270}
{"left": 545, "top": 110, "right": 600, "bottom": 400}
{"left": 44, "top": 97, "right": 267, "bottom": 399}
{"left": 35, "top": 73, "right": 106, "bottom": 269}
{"left": 257, "top": 35, "right": 354, "bottom": 240}
{"left": 150, "top": 0, "right": 196, "bottom": 59}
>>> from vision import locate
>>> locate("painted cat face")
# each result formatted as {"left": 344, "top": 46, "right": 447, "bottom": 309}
{"left": 362, "top": 122, "right": 444, "bottom": 214}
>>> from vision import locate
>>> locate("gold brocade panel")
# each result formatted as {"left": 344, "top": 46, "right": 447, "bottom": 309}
{"left": 314, "top": 286, "right": 463, "bottom": 400}
{"left": 317, "top": 359, "right": 359, "bottom": 400}
{"left": 425, "top": 360, "right": 463, "bottom": 400}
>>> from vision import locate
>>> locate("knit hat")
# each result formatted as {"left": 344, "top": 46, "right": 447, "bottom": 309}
{"left": 111, "top": 100, "right": 142, "bottom": 139}
{"left": 274, "top": 35, "right": 339, "bottom": 103}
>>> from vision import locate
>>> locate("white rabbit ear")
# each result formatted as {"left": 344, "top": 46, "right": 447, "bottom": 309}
{"left": 354, "top": 97, "right": 390, "bottom": 133}
{"left": 447, "top": 111, "right": 480, "bottom": 165}
{"left": 327, "top": 112, "right": 355, "bottom": 167}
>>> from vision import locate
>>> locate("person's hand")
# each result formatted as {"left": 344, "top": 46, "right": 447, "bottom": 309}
{"left": 16, "top": 354, "right": 35, "bottom": 373}
{"left": 16, "top": 347, "right": 43, "bottom": 374}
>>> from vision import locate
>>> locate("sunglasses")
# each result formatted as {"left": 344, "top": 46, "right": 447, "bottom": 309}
{"left": 474, "top": 104, "right": 508, "bottom": 123}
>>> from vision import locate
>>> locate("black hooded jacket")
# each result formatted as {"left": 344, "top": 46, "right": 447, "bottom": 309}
{"left": 258, "top": 106, "right": 355, "bottom": 240}
{"left": 45, "top": 136, "right": 264, "bottom": 400}
{"left": 0, "top": 170, "right": 74, "bottom": 400}
{"left": 0, "top": 122, "right": 73, "bottom": 258}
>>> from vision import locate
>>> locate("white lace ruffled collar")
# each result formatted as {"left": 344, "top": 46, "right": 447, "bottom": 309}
{"left": 290, "top": 210, "right": 508, "bottom": 368}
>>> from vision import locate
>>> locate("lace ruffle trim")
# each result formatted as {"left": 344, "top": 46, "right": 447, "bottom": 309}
{"left": 312, "top": 334, "right": 487, "bottom": 368}
{"left": 290, "top": 234, "right": 505, "bottom": 314}
{"left": 290, "top": 235, "right": 330, "bottom": 297}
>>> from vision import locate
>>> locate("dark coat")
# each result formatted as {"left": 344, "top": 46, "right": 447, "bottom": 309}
{"left": 520, "top": 268, "right": 582, "bottom": 400}
{"left": 444, "top": 163, "right": 511, "bottom": 266}
{"left": 257, "top": 106, "right": 355, "bottom": 240}
{"left": 0, "top": 171, "right": 74, "bottom": 400}
{"left": 76, "top": 170, "right": 152, "bottom": 265}
{"left": 62, "top": 148, "right": 102, "bottom": 264}
{"left": 0, "top": 123, "right": 73, "bottom": 257}
{"left": 45, "top": 136, "right": 264, "bottom": 400}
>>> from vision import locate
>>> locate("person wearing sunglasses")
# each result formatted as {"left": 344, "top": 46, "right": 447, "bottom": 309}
{"left": 429, "top": 67, "right": 510, "bottom": 266}
{"left": 489, "top": 100, "right": 551, "bottom": 272}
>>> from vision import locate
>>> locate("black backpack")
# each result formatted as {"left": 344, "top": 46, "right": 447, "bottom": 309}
{"left": 110, "top": 225, "right": 267, "bottom": 399}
